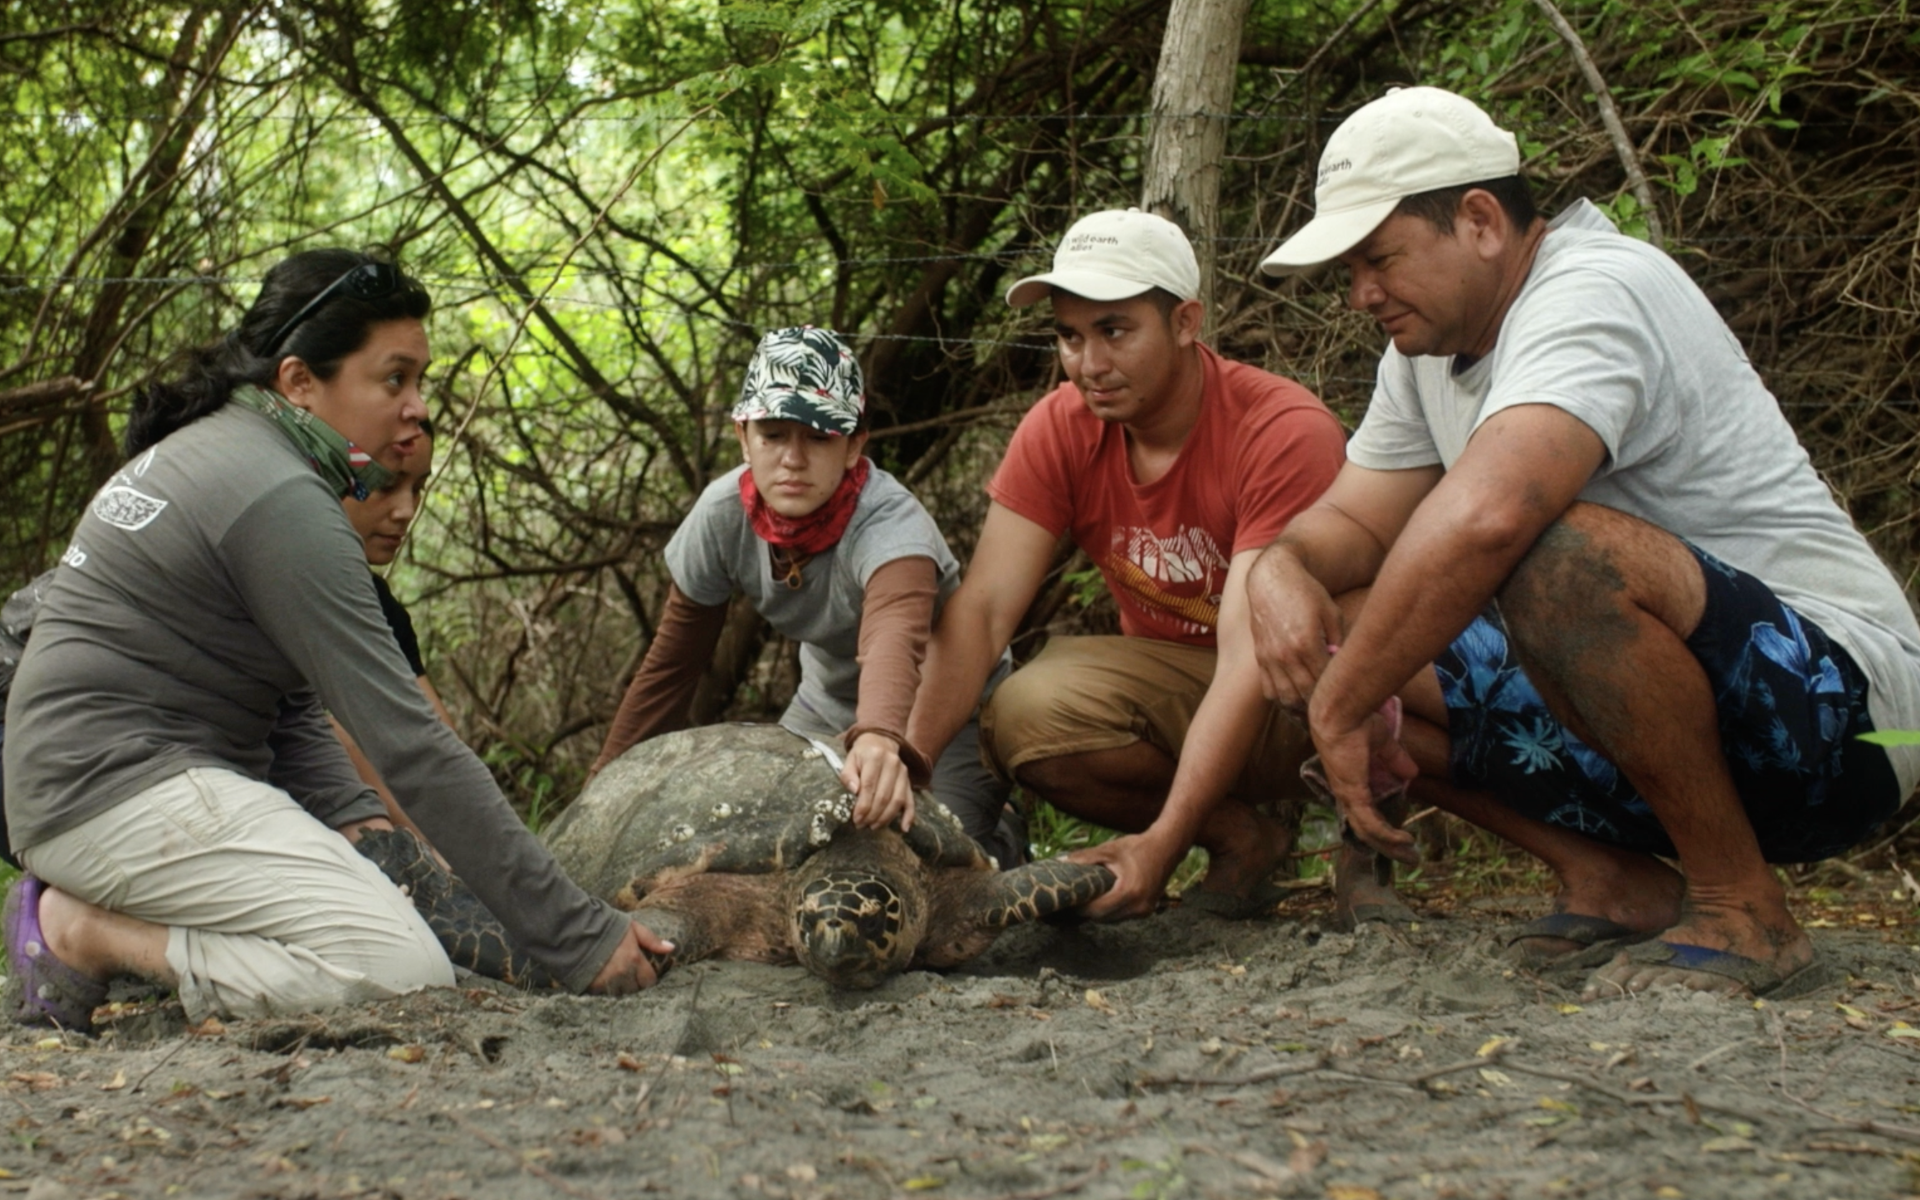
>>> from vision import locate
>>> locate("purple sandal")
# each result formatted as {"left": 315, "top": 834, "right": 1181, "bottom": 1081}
{"left": 4, "top": 876, "right": 106, "bottom": 1033}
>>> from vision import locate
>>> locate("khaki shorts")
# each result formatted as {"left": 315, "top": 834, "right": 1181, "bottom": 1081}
{"left": 979, "top": 635, "right": 1315, "bottom": 806}
{"left": 22, "top": 768, "right": 453, "bottom": 1021}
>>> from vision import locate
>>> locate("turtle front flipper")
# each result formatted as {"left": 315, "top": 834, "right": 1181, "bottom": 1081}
{"left": 919, "top": 859, "right": 1115, "bottom": 969}
{"left": 619, "top": 872, "right": 792, "bottom": 976}
{"left": 353, "top": 828, "right": 563, "bottom": 990}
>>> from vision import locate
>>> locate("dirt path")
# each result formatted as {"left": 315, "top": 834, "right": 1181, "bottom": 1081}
{"left": 3, "top": 898, "right": 1917, "bottom": 1200}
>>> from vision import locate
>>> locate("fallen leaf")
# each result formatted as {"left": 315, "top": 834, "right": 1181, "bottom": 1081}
{"left": 1701, "top": 1137, "right": 1755, "bottom": 1153}
{"left": 1555, "top": 1004, "right": 1583, "bottom": 1015}
{"left": 32, "top": 1037, "right": 61, "bottom": 1050}
{"left": 1084, "top": 989, "right": 1115, "bottom": 1014}
{"left": 1887, "top": 1026, "right": 1920, "bottom": 1040}
{"left": 1200, "top": 1037, "right": 1223, "bottom": 1056}
{"left": 1478, "top": 1068, "right": 1512, "bottom": 1086}
{"left": 101, "top": 1071, "right": 127, "bottom": 1091}
{"left": 1654, "top": 1188, "right": 1683, "bottom": 1199}
{"left": 9, "top": 1072, "right": 59, "bottom": 1090}
{"left": 786, "top": 1163, "right": 817, "bottom": 1182}
{"left": 1476, "top": 1037, "right": 1510, "bottom": 1058}
{"left": 616, "top": 1052, "right": 646, "bottom": 1072}
{"left": 1230, "top": 1150, "right": 1293, "bottom": 1183}
{"left": 903, "top": 1176, "right": 945, "bottom": 1191}
{"left": 1836, "top": 1003, "right": 1869, "bottom": 1018}
{"left": 1288, "top": 1138, "right": 1327, "bottom": 1174}
{"left": 187, "top": 1017, "right": 226, "bottom": 1037}
{"left": 387, "top": 1044, "right": 425, "bottom": 1064}
{"left": 1538, "top": 1098, "right": 1578, "bottom": 1113}
{"left": 273, "top": 1096, "right": 331, "bottom": 1110}
{"left": 1326, "top": 1186, "right": 1384, "bottom": 1200}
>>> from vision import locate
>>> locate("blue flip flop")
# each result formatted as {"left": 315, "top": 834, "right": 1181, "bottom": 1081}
{"left": 1504, "top": 912, "right": 1655, "bottom": 968}
{"left": 1590, "top": 938, "right": 1828, "bottom": 999}
{"left": 4, "top": 876, "right": 106, "bottom": 1033}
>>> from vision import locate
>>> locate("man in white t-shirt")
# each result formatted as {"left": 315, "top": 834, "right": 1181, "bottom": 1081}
{"left": 1249, "top": 86, "right": 1920, "bottom": 998}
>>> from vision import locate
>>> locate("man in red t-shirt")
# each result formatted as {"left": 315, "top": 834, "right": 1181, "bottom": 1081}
{"left": 907, "top": 209, "right": 1390, "bottom": 920}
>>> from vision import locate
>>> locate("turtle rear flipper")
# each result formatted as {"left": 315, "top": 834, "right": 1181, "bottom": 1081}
{"left": 353, "top": 828, "right": 563, "bottom": 990}
{"left": 919, "top": 859, "right": 1114, "bottom": 968}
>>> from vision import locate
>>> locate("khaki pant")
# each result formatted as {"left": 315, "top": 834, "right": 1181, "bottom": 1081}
{"left": 22, "top": 768, "right": 453, "bottom": 1021}
{"left": 979, "top": 635, "right": 1315, "bottom": 807}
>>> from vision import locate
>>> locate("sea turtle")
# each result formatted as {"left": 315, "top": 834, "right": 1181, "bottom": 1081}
{"left": 542, "top": 723, "right": 1114, "bottom": 989}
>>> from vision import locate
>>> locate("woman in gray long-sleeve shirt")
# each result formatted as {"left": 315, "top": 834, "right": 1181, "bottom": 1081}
{"left": 3, "top": 250, "right": 668, "bottom": 1032}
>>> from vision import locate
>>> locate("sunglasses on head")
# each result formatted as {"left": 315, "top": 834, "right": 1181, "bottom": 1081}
{"left": 266, "top": 260, "right": 403, "bottom": 356}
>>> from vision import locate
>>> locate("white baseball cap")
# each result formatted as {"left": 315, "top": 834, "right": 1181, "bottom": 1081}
{"left": 1260, "top": 87, "right": 1520, "bottom": 276}
{"left": 1006, "top": 208, "right": 1201, "bottom": 308}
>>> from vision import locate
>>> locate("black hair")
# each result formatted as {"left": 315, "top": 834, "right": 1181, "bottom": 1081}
{"left": 1141, "top": 287, "right": 1188, "bottom": 322}
{"left": 125, "top": 249, "right": 431, "bottom": 455}
{"left": 1391, "top": 175, "right": 1538, "bottom": 237}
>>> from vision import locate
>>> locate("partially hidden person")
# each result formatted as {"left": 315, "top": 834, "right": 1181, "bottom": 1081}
{"left": 331, "top": 424, "right": 447, "bottom": 847}
{"left": 904, "top": 209, "right": 1388, "bottom": 921}
{"left": 592, "top": 326, "right": 1025, "bottom": 868}
{"left": 3, "top": 249, "right": 671, "bottom": 1034}
{"left": 1250, "top": 86, "right": 1920, "bottom": 998}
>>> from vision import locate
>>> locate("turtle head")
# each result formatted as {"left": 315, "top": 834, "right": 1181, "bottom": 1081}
{"left": 790, "top": 867, "right": 914, "bottom": 989}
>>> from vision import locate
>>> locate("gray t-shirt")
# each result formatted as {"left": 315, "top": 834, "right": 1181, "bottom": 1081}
{"left": 1349, "top": 199, "right": 1920, "bottom": 795}
{"left": 4, "top": 404, "right": 626, "bottom": 991}
{"left": 667, "top": 464, "right": 962, "bottom": 733}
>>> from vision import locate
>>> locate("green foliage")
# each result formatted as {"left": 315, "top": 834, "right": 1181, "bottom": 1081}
{"left": 1859, "top": 731, "right": 1920, "bottom": 748}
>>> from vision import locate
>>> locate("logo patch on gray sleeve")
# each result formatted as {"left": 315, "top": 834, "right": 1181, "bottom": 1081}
{"left": 92, "top": 485, "right": 168, "bottom": 531}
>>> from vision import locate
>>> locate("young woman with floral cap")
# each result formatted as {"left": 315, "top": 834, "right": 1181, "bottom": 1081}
{"left": 594, "top": 326, "right": 1022, "bottom": 866}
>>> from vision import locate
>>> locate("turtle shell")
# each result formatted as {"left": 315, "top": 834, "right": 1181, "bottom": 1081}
{"left": 544, "top": 723, "right": 989, "bottom": 902}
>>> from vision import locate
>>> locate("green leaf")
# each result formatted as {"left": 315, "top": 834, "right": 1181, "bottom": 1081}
{"left": 1858, "top": 731, "right": 1920, "bottom": 747}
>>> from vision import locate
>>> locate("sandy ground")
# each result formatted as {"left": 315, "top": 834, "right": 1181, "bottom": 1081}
{"left": 2, "top": 887, "right": 1917, "bottom": 1200}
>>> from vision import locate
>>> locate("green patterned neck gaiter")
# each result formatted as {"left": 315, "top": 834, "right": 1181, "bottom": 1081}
{"left": 229, "top": 384, "right": 396, "bottom": 501}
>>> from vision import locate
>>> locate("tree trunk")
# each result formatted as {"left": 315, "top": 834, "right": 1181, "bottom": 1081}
{"left": 1141, "top": 0, "right": 1252, "bottom": 342}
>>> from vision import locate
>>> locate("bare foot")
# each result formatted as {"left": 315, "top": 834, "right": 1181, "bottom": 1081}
{"left": 1512, "top": 845, "right": 1685, "bottom": 961}
{"left": 1582, "top": 885, "right": 1814, "bottom": 1000}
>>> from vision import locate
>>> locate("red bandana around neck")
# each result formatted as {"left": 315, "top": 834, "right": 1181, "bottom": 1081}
{"left": 739, "top": 455, "right": 872, "bottom": 559}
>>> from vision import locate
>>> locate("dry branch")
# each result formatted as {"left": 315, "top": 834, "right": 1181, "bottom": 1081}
{"left": 1529, "top": 0, "right": 1664, "bottom": 245}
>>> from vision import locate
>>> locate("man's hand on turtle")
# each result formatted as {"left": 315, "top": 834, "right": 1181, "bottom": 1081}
{"left": 1068, "top": 831, "right": 1183, "bottom": 920}
{"left": 588, "top": 920, "right": 676, "bottom": 995}
{"left": 1247, "top": 550, "right": 1343, "bottom": 711}
{"left": 1308, "top": 708, "right": 1419, "bottom": 865}
{"left": 845, "top": 731, "right": 916, "bottom": 832}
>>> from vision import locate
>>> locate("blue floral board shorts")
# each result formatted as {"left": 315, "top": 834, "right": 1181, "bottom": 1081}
{"left": 1436, "top": 544, "right": 1900, "bottom": 863}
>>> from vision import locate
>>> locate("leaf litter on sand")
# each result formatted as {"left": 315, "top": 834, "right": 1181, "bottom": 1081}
{"left": 2, "top": 902, "right": 1915, "bottom": 1198}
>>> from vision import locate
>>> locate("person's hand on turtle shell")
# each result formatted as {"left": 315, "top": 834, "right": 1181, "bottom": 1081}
{"left": 1067, "top": 829, "right": 1184, "bottom": 920}
{"left": 844, "top": 731, "right": 916, "bottom": 832}
{"left": 587, "top": 919, "right": 676, "bottom": 995}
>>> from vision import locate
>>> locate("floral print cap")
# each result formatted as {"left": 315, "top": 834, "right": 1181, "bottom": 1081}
{"left": 731, "top": 325, "right": 865, "bottom": 436}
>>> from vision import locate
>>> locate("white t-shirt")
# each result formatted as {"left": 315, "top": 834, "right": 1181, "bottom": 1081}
{"left": 666, "top": 463, "right": 962, "bottom": 733}
{"left": 1348, "top": 199, "right": 1920, "bottom": 795}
